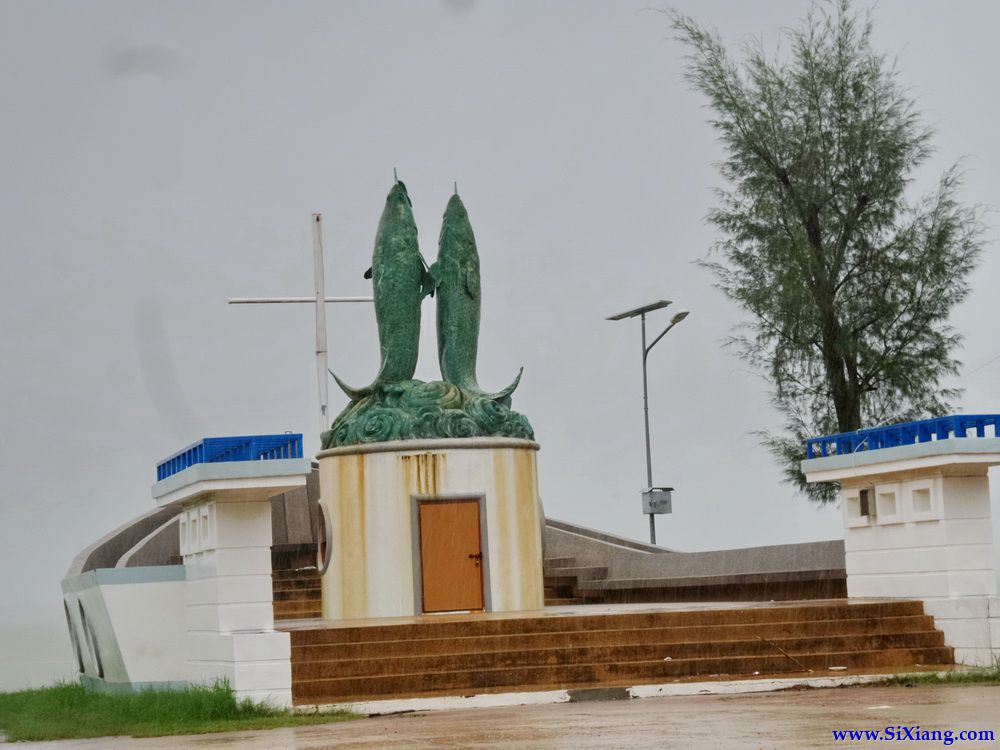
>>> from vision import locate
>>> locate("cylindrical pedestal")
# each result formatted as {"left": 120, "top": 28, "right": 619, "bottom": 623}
{"left": 317, "top": 438, "right": 544, "bottom": 621}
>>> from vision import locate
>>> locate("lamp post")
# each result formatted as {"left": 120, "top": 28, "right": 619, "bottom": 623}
{"left": 607, "top": 301, "right": 690, "bottom": 544}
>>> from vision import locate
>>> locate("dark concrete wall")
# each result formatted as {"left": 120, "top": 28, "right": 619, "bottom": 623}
{"left": 544, "top": 520, "right": 845, "bottom": 580}
{"left": 122, "top": 516, "right": 180, "bottom": 568}
{"left": 68, "top": 469, "right": 323, "bottom": 574}
{"left": 66, "top": 505, "right": 181, "bottom": 577}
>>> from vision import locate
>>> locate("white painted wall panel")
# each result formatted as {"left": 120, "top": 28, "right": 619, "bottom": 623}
{"left": 99, "top": 580, "right": 186, "bottom": 685}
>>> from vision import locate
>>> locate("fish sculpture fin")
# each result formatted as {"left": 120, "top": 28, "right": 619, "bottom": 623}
{"left": 328, "top": 364, "right": 382, "bottom": 401}
{"left": 465, "top": 266, "right": 480, "bottom": 299}
{"left": 363, "top": 266, "right": 373, "bottom": 280}
{"left": 420, "top": 258, "right": 436, "bottom": 298}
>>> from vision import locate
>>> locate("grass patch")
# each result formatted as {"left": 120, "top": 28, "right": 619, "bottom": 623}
{"left": 882, "top": 660, "right": 1000, "bottom": 687}
{"left": 0, "top": 682, "right": 358, "bottom": 742}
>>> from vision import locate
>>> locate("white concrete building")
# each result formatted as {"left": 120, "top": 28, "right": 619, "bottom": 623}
{"left": 802, "top": 416, "right": 1000, "bottom": 666}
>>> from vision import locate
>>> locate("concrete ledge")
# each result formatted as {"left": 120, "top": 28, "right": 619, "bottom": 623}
{"left": 297, "top": 672, "right": 949, "bottom": 716}
{"left": 317, "top": 437, "right": 539, "bottom": 458}
{"left": 62, "top": 565, "right": 186, "bottom": 594}
{"left": 151, "top": 459, "right": 311, "bottom": 506}
{"left": 801, "top": 437, "right": 1000, "bottom": 483}
{"left": 545, "top": 519, "right": 671, "bottom": 554}
{"left": 581, "top": 569, "right": 846, "bottom": 591}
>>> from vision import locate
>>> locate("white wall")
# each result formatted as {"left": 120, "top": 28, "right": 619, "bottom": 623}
{"left": 62, "top": 569, "right": 187, "bottom": 689}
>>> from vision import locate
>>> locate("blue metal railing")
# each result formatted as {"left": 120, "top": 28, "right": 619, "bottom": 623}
{"left": 156, "top": 433, "right": 304, "bottom": 481}
{"left": 805, "top": 415, "right": 1000, "bottom": 459}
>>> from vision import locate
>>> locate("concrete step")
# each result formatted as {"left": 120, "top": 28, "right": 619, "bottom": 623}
{"left": 544, "top": 585, "right": 575, "bottom": 598}
{"left": 276, "top": 610, "right": 323, "bottom": 622}
{"left": 543, "top": 566, "right": 608, "bottom": 581}
{"left": 289, "top": 614, "right": 940, "bottom": 661}
{"left": 542, "top": 557, "right": 576, "bottom": 569}
{"left": 272, "top": 567, "right": 322, "bottom": 620}
{"left": 293, "top": 646, "right": 953, "bottom": 703}
{"left": 575, "top": 571, "right": 847, "bottom": 604}
{"left": 292, "top": 631, "right": 945, "bottom": 680}
{"left": 274, "top": 588, "right": 322, "bottom": 603}
{"left": 542, "top": 576, "right": 581, "bottom": 590}
{"left": 291, "top": 600, "right": 927, "bottom": 647}
{"left": 275, "top": 599, "right": 323, "bottom": 618}
{"left": 287, "top": 600, "right": 952, "bottom": 704}
{"left": 273, "top": 577, "right": 323, "bottom": 591}
{"left": 273, "top": 568, "right": 321, "bottom": 581}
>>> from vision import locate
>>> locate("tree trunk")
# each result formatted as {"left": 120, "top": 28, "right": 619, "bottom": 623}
{"left": 817, "top": 293, "right": 861, "bottom": 434}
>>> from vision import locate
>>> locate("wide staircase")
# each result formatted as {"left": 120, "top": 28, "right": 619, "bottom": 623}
{"left": 287, "top": 599, "right": 952, "bottom": 705}
{"left": 544, "top": 556, "right": 603, "bottom": 605}
{"left": 273, "top": 568, "right": 322, "bottom": 621}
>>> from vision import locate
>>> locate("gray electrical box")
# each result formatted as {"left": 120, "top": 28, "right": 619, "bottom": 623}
{"left": 642, "top": 487, "right": 673, "bottom": 515}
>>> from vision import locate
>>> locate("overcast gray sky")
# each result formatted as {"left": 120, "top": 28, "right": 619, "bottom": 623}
{"left": 1, "top": 0, "right": 998, "bottom": 686}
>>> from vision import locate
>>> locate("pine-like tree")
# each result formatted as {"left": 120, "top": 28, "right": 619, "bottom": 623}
{"left": 668, "top": 1, "right": 984, "bottom": 502}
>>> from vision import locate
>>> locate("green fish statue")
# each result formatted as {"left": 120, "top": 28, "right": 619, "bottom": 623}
{"left": 430, "top": 192, "right": 522, "bottom": 402}
{"left": 331, "top": 181, "right": 435, "bottom": 400}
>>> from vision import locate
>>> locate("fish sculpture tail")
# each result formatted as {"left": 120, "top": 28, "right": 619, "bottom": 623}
{"left": 464, "top": 367, "right": 523, "bottom": 405}
{"left": 329, "top": 365, "right": 383, "bottom": 401}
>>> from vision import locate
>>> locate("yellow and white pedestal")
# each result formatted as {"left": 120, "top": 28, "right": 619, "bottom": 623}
{"left": 803, "top": 437, "right": 1000, "bottom": 666}
{"left": 152, "top": 459, "right": 310, "bottom": 706}
{"left": 316, "top": 437, "right": 545, "bottom": 621}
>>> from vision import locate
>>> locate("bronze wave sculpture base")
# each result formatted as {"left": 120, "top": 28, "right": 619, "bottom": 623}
{"left": 321, "top": 379, "right": 534, "bottom": 449}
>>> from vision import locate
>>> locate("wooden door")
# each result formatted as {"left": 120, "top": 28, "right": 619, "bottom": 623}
{"left": 418, "top": 499, "right": 484, "bottom": 613}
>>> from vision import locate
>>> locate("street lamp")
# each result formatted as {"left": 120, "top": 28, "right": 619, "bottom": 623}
{"left": 607, "top": 301, "right": 690, "bottom": 544}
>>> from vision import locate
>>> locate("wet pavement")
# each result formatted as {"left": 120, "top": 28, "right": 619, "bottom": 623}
{"left": 4, "top": 684, "right": 1000, "bottom": 749}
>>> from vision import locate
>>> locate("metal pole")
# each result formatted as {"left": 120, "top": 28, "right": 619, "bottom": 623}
{"left": 228, "top": 296, "right": 373, "bottom": 304}
{"left": 641, "top": 312, "right": 655, "bottom": 545}
{"left": 312, "top": 214, "right": 329, "bottom": 434}
{"left": 229, "top": 216, "right": 375, "bottom": 438}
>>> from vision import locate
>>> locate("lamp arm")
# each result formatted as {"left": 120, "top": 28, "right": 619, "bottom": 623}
{"left": 644, "top": 321, "right": 677, "bottom": 359}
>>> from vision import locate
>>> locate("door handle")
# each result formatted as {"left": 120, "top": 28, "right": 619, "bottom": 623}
{"left": 467, "top": 553, "right": 482, "bottom": 561}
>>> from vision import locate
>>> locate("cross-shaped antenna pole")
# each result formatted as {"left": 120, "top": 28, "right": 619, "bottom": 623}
{"left": 228, "top": 214, "right": 373, "bottom": 433}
